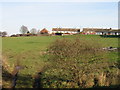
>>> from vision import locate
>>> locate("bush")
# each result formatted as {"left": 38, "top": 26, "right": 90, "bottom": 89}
{"left": 41, "top": 38, "right": 118, "bottom": 88}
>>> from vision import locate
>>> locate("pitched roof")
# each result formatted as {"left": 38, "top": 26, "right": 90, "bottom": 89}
{"left": 52, "top": 28, "right": 80, "bottom": 31}
{"left": 40, "top": 28, "right": 48, "bottom": 33}
{"left": 108, "top": 29, "right": 119, "bottom": 32}
{"left": 83, "top": 28, "right": 120, "bottom": 32}
{"left": 83, "top": 28, "right": 111, "bottom": 32}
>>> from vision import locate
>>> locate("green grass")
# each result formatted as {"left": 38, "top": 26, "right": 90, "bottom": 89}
{"left": 2, "top": 35, "right": 119, "bottom": 73}
{"left": 2, "top": 35, "right": 119, "bottom": 88}
{"left": 2, "top": 36, "right": 61, "bottom": 73}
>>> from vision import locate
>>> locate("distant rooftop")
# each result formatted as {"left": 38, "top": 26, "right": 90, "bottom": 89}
{"left": 83, "top": 28, "right": 120, "bottom": 32}
{"left": 52, "top": 28, "right": 80, "bottom": 31}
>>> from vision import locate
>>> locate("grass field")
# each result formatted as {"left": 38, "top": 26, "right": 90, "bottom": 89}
{"left": 2, "top": 35, "right": 119, "bottom": 88}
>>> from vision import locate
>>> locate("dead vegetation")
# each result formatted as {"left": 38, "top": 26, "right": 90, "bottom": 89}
{"left": 42, "top": 38, "right": 120, "bottom": 88}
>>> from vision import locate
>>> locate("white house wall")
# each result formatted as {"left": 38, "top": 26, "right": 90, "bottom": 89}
{"left": 96, "top": 32, "right": 102, "bottom": 35}
{"left": 111, "top": 33, "right": 115, "bottom": 35}
{"left": 96, "top": 32, "right": 120, "bottom": 35}
{"left": 52, "top": 31, "right": 78, "bottom": 34}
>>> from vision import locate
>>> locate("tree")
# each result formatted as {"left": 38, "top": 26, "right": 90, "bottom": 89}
{"left": 20, "top": 25, "right": 28, "bottom": 34}
{"left": 0, "top": 31, "right": 7, "bottom": 37}
{"left": 2, "top": 31, "right": 7, "bottom": 37}
{"left": 30, "top": 28, "right": 37, "bottom": 34}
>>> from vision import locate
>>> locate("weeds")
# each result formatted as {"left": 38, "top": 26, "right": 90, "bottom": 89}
{"left": 42, "top": 38, "right": 120, "bottom": 88}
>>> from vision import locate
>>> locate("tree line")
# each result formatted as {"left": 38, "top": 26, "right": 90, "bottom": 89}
{"left": 0, "top": 25, "right": 33, "bottom": 37}
{"left": 20, "top": 25, "right": 38, "bottom": 34}
{"left": 1, "top": 25, "right": 48, "bottom": 37}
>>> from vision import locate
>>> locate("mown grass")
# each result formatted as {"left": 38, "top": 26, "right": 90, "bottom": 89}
{"left": 2, "top": 36, "right": 62, "bottom": 88}
{"left": 2, "top": 35, "right": 119, "bottom": 88}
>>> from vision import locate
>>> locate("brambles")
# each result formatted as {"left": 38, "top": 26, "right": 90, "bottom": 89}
{"left": 43, "top": 38, "right": 120, "bottom": 88}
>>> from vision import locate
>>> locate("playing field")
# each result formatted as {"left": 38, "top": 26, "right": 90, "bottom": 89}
{"left": 2, "top": 35, "right": 119, "bottom": 88}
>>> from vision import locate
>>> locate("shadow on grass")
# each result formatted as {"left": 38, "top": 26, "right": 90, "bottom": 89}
{"left": 2, "top": 67, "right": 12, "bottom": 82}
{"left": 42, "top": 76, "right": 120, "bottom": 89}
{"left": 15, "top": 74, "right": 33, "bottom": 88}
{"left": 2, "top": 67, "right": 33, "bottom": 88}
{"left": 100, "top": 35, "right": 120, "bottom": 38}
{"left": 89, "top": 85, "right": 120, "bottom": 89}
{"left": 2, "top": 63, "right": 120, "bottom": 88}
{"left": 2, "top": 66, "right": 13, "bottom": 88}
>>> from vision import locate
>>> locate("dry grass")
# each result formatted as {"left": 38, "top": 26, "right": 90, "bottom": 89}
{"left": 43, "top": 38, "right": 120, "bottom": 88}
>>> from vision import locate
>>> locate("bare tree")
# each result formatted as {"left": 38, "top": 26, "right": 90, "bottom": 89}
{"left": 2, "top": 31, "right": 7, "bottom": 37}
{"left": 37, "top": 30, "right": 40, "bottom": 35}
{"left": 20, "top": 25, "right": 28, "bottom": 34}
{"left": 30, "top": 28, "right": 37, "bottom": 34}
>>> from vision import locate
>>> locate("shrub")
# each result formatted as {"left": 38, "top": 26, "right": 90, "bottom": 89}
{"left": 42, "top": 38, "right": 113, "bottom": 88}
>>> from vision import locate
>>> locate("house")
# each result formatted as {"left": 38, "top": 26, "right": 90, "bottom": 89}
{"left": 82, "top": 28, "right": 110, "bottom": 35}
{"left": 95, "top": 28, "right": 111, "bottom": 35}
{"left": 110, "top": 29, "right": 120, "bottom": 35}
{"left": 97, "top": 29, "right": 120, "bottom": 35}
{"left": 52, "top": 28, "right": 80, "bottom": 35}
{"left": 82, "top": 28, "right": 120, "bottom": 35}
{"left": 40, "top": 28, "right": 49, "bottom": 34}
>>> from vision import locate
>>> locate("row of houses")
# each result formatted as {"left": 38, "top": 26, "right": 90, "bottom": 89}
{"left": 52, "top": 28, "right": 80, "bottom": 35}
{"left": 82, "top": 28, "right": 120, "bottom": 35}
{"left": 10, "top": 27, "right": 120, "bottom": 37}
{"left": 51, "top": 28, "right": 120, "bottom": 35}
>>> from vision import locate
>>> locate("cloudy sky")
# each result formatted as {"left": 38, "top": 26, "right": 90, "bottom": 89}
{"left": 0, "top": 1, "right": 118, "bottom": 35}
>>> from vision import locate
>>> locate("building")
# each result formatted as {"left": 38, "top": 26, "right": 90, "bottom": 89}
{"left": 40, "top": 28, "right": 49, "bottom": 34}
{"left": 95, "top": 28, "right": 111, "bottom": 35}
{"left": 82, "top": 28, "right": 120, "bottom": 35}
{"left": 110, "top": 29, "right": 120, "bottom": 35}
{"left": 52, "top": 28, "right": 80, "bottom": 35}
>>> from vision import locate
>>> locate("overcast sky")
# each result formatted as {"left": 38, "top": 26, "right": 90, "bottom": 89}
{"left": 0, "top": 2, "right": 118, "bottom": 35}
